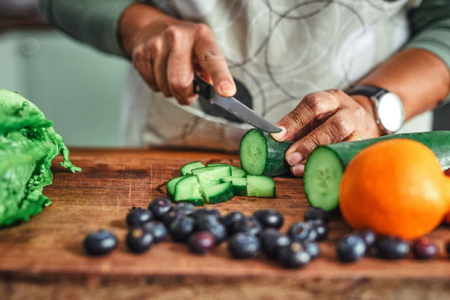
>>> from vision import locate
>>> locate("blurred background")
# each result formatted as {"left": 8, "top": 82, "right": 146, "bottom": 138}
{"left": 1, "top": 0, "right": 449, "bottom": 147}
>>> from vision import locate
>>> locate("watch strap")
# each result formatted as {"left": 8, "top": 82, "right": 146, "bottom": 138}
{"left": 347, "top": 85, "right": 388, "bottom": 99}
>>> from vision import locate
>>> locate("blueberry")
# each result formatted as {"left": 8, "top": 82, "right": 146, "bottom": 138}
{"left": 357, "top": 229, "right": 377, "bottom": 254}
{"left": 192, "top": 208, "right": 221, "bottom": 220}
{"left": 171, "top": 202, "right": 196, "bottom": 215}
{"left": 288, "top": 222, "right": 317, "bottom": 242}
{"left": 188, "top": 231, "right": 216, "bottom": 254}
{"left": 304, "top": 207, "right": 329, "bottom": 224}
{"left": 412, "top": 238, "right": 438, "bottom": 260}
{"left": 376, "top": 236, "right": 410, "bottom": 260}
{"left": 259, "top": 228, "right": 291, "bottom": 259}
{"left": 84, "top": 230, "right": 117, "bottom": 256}
{"left": 126, "top": 227, "right": 154, "bottom": 253}
{"left": 229, "top": 216, "right": 263, "bottom": 236}
{"left": 228, "top": 232, "right": 261, "bottom": 259}
{"left": 194, "top": 215, "right": 227, "bottom": 245}
{"left": 168, "top": 215, "right": 195, "bottom": 242}
{"left": 303, "top": 240, "right": 320, "bottom": 260}
{"left": 252, "top": 209, "right": 284, "bottom": 229}
{"left": 141, "top": 222, "right": 168, "bottom": 243}
{"left": 148, "top": 198, "right": 172, "bottom": 221}
{"left": 336, "top": 234, "right": 366, "bottom": 263}
{"left": 126, "top": 207, "right": 154, "bottom": 227}
{"left": 221, "top": 211, "right": 245, "bottom": 231}
{"left": 278, "top": 242, "right": 311, "bottom": 269}
{"left": 308, "top": 220, "right": 329, "bottom": 242}
{"left": 163, "top": 209, "right": 185, "bottom": 227}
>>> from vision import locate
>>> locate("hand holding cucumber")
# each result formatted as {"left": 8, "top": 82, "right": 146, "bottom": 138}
{"left": 271, "top": 90, "right": 381, "bottom": 176}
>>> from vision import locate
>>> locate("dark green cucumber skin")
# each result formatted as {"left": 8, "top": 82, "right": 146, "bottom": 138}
{"left": 239, "top": 129, "right": 293, "bottom": 177}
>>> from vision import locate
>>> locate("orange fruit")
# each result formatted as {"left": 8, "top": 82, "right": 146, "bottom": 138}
{"left": 339, "top": 139, "right": 450, "bottom": 240}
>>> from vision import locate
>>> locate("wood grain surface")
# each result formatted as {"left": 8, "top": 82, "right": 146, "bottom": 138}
{"left": 0, "top": 148, "right": 449, "bottom": 300}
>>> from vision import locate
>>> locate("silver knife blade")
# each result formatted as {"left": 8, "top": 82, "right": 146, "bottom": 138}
{"left": 208, "top": 94, "right": 282, "bottom": 133}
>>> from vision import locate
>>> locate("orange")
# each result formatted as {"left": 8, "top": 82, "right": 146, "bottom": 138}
{"left": 339, "top": 139, "right": 450, "bottom": 240}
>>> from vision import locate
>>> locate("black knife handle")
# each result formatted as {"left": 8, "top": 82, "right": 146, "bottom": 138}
{"left": 193, "top": 75, "right": 212, "bottom": 99}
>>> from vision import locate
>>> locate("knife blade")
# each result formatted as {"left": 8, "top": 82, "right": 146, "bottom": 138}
{"left": 193, "top": 76, "right": 282, "bottom": 133}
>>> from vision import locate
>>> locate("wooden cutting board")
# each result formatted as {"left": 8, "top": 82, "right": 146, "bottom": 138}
{"left": 0, "top": 148, "right": 449, "bottom": 300}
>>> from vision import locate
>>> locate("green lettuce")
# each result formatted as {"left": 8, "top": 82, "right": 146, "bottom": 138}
{"left": 0, "top": 89, "right": 81, "bottom": 226}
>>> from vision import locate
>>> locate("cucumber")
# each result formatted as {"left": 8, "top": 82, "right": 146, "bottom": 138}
{"left": 246, "top": 175, "right": 276, "bottom": 198}
{"left": 239, "top": 129, "right": 293, "bottom": 177}
{"left": 207, "top": 164, "right": 247, "bottom": 177}
{"left": 222, "top": 176, "right": 247, "bottom": 196}
{"left": 173, "top": 175, "right": 204, "bottom": 206}
{"left": 304, "top": 131, "right": 450, "bottom": 211}
{"left": 192, "top": 165, "right": 232, "bottom": 187}
{"left": 202, "top": 182, "right": 234, "bottom": 204}
{"left": 167, "top": 175, "right": 187, "bottom": 199}
{"left": 180, "top": 161, "right": 205, "bottom": 175}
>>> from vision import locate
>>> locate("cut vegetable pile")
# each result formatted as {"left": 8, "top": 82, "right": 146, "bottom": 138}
{"left": 167, "top": 162, "right": 276, "bottom": 206}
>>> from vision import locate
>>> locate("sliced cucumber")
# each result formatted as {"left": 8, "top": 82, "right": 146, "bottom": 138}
{"left": 239, "top": 129, "right": 292, "bottom": 177}
{"left": 246, "top": 175, "right": 276, "bottom": 198}
{"left": 304, "top": 131, "right": 450, "bottom": 211}
{"left": 167, "top": 175, "right": 187, "bottom": 199}
{"left": 222, "top": 176, "right": 247, "bottom": 196}
{"left": 192, "top": 165, "right": 232, "bottom": 187}
{"left": 173, "top": 175, "right": 204, "bottom": 206}
{"left": 207, "top": 164, "right": 247, "bottom": 177}
{"left": 201, "top": 182, "right": 234, "bottom": 204}
{"left": 180, "top": 161, "right": 205, "bottom": 175}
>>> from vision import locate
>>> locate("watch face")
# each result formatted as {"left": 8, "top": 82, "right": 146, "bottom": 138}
{"left": 377, "top": 92, "right": 404, "bottom": 133}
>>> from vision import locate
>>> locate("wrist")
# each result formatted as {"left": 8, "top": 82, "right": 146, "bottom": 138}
{"left": 350, "top": 94, "right": 382, "bottom": 137}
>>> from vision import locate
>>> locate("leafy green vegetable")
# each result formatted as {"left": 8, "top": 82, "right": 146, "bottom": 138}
{"left": 0, "top": 89, "right": 80, "bottom": 226}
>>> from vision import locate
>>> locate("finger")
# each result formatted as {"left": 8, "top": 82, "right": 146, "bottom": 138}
{"left": 167, "top": 36, "right": 196, "bottom": 105}
{"left": 285, "top": 110, "right": 354, "bottom": 168}
{"left": 193, "top": 24, "right": 236, "bottom": 97}
{"left": 271, "top": 91, "right": 341, "bottom": 142}
{"left": 151, "top": 38, "right": 172, "bottom": 97}
{"left": 132, "top": 45, "right": 159, "bottom": 92}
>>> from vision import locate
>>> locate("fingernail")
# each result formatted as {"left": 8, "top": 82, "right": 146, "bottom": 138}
{"left": 218, "top": 81, "right": 234, "bottom": 95}
{"left": 291, "top": 164, "right": 305, "bottom": 176}
{"left": 271, "top": 126, "right": 286, "bottom": 141}
{"left": 287, "top": 152, "right": 302, "bottom": 166}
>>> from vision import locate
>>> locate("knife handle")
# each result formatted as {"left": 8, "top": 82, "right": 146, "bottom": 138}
{"left": 193, "top": 75, "right": 213, "bottom": 99}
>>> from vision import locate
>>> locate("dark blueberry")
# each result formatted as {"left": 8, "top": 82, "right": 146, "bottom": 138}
{"left": 376, "top": 236, "right": 410, "bottom": 260}
{"left": 228, "top": 232, "right": 261, "bottom": 259}
{"left": 188, "top": 231, "right": 216, "bottom": 254}
{"left": 192, "top": 208, "right": 221, "bottom": 221}
{"left": 148, "top": 198, "right": 172, "bottom": 221}
{"left": 126, "top": 227, "right": 154, "bottom": 253}
{"left": 84, "top": 230, "right": 117, "bottom": 256}
{"left": 259, "top": 228, "right": 291, "bottom": 259}
{"left": 278, "top": 242, "right": 311, "bottom": 269}
{"left": 304, "top": 207, "right": 329, "bottom": 224}
{"left": 141, "top": 222, "right": 168, "bottom": 243}
{"left": 229, "top": 216, "right": 263, "bottom": 236}
{"left": 221, "top": 211, "right": 246, "bottom": 231}
{"left": 168, "top": 215, "right": 195, "bottom": 242}
{"left": 170, "top": 202, "right": 196, "bottom": 215}
{"left": 308, "top": 220, "right": 329, "bottom": 242}
{"left": 194, "top": 215, "right": 227, "bottom": 245}
{"left": 163, "top": 209, "right": 185, "bottom": 227}
{"left": 288, "top": 222, "right": 317, "bottom": 242}
{"left": 336, "top": 234, "right": 366, "bottom": 263}
{"left": 412, "top": 238, "right": 438, "bottom": 260}
{"left": 303, "top": 241, "right": 320, "bottom": 260}
{"left": 357, "top": 229, "right": 377, "bottom": 254}
{"left": 252, "top": 209, "right": 284, "bottom": 229}
{"left": 126, "top": 207, "right": 154, "bottom": 227}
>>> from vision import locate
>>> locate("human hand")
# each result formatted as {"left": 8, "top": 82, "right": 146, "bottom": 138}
{"left": 120, "top": 4, "right": 235, "bottom": 105}
{"left": 271, "top": 90, "right": 381, "bottom": 176}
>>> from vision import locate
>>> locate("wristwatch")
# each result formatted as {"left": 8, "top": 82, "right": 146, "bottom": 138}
{"left": 348, "top": 85, "right": 405, "bottom": 135}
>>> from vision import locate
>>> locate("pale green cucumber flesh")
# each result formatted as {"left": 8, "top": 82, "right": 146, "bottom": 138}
{"left": 180, "top": 161, "right": 205, "bottom": 175}
{"left": 166, "top": 175, "right": 187, "bottom": 198}
{"left": 202, "top": 182, "right": 234, "bottom": 204}
{"left": 173, "top": 176, "right": 204, "bottom": 206}
{"left": 246, "top": 175, "right": 276, "bottom": 198}
{"left": 192, "top": 166, "right": 231, "bottom": 187}
{"left": 222, "top": 176, "right": 247, "bottom": 196}
{"left": 208, "top": 164, "right": 247, "bottom": 177}
{"left": 303, "top": 147, "right": 343, "bottom": 211}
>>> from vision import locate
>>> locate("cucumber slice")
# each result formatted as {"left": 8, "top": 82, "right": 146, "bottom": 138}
{"left": 173, "top": 175, "right": 204, "bottom": 206}
{"left": 180, "top": 161, "right": 205, "bottom": 175}
{"left": 167, "top": 175, "right": 187, "bottom": 199}
{"left": 246, "top": 175, "right": 276, "bottom": 198}
{"left": 239, "top": 129, "right": 292, "bottom": 177}
{"left": 304, "top": 131, "right": 450, "bottom": 211}
{"left": 192, "top": 166, "right": 232, "bottom": 187}
{"left": 207, "top": 164, "right": 247, "bottom": 178}
{"left": 222, "top": 176, "right": 247, "bottom": 196}
{"left": 201, "top": 182, "right": 234, "bottom": 204}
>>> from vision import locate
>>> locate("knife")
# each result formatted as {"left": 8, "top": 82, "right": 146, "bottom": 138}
{"left": 193, "top": 76, "right": 282, "bottom": 133}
